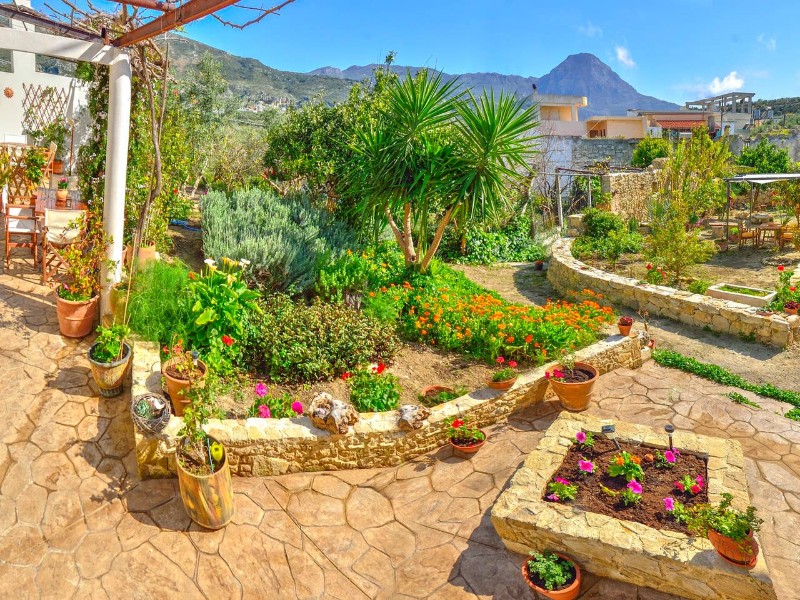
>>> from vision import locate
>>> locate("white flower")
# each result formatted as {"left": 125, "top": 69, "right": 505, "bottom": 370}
{"left": 204, "top": 258, "right": 216, "bottom": 267}
{"left": 239, "top": 258, "right": 251, "bottom": 266}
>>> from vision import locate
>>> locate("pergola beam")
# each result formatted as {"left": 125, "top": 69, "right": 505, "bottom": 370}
{"left": 117, "top": 0, "right": 177, "bottom": 11}
{"left": 0, "top": 4, "right": 104, "bottom": 43}
{"left": 112, "top": 0, "right": 239, "bottom": 47}
{"left": 0, "top": 26, "right": 116, "bottom": 64}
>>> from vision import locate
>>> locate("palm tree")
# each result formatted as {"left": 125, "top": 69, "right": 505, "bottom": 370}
{"left": 344, "top": 69, "right": 539, "bottom": 271}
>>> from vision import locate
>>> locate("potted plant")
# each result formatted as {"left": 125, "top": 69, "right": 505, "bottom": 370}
{"left": 784, "top": 301, "right": 799, "bottom": 316}
{"left": 56, "top": 177, "right": 69, "bottom": 208}
{"left": 131, "top": 393, "right": 171, "bottom": 434}
{"left": 487, "top": 356, "right": 518, "bottom": 391}
{"left": 87, "top": 324, "right": 132, "bottom": 397}
{"left": 176, "top": 376, "right": 234, "bottom": 529}
{"left": 162, "top": 339, "right": 207, "bottom": 416}
{"left": 54, "top": 216, "right": 106, "bottom": 338}
{"left": 729, "top": 227, "right": 740, "bottom": 244}
{"left": 682, "top": 493, "right": 763, "bottom": 569}
{"left": 618, "top": 315, "right": 634, "bottom": 336}
{"left": 446, "top": 415, "right": 486, "bottom": 454}
{"left": 23, "top": 148, "right": 47, "bottom": 198}
{"left": 546, "top": 352, "right": 599, "bottom": 412}
{"left": 522, "top": 551, "right": 582, "bottom": 600}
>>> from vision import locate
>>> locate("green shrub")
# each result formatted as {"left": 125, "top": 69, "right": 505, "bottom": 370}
{"left": 242, "top": 295, "right": 399, "bottom": 383}
{"left": 439, "top": 216, "right": 548, "bottom": 265}
{"left": 127, "top": 261, "right": 191, "bottom": 344}
{"left": 687, "top": 279, "right": 712, "bottom": 295}
{"left": 571, "top": 208, "right": 643, "bottom": 263}
{"left": 202, "top": 188, "right": 356, "bottom": 294}
{"left": 348, "top": 365, "right": 401, "bottom": 412}
{"left": 631, "top": 136, "right": 670, "bottom": 167}
{"left": 582, "top": 208, "right": 626, "bottom": 239}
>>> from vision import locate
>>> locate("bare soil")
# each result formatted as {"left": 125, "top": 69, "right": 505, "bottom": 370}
{"left": 548, "top": 437, "right": 708, "bottom": 534}
{"left": 216, "top": 342, "right": 494, "bottom": 419}
{"left": 451, "top": 262, "right": 557, "bottom": 305}
{"left": 167, "top": 217, "right": 204, "bottom": 273}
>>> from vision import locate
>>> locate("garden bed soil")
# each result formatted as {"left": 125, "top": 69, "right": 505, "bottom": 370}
{"left": 216, "top": 342, "right": 494, "bottom": 419}
{"left": 546, "top": 437, "right": 708, "bottom": 534}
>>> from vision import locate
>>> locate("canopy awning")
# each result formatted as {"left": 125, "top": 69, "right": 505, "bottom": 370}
{"left": 725, "top": 173, "right": 800, "bottom": 185}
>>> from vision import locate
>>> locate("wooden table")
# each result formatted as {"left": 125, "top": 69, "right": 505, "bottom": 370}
{"left": 757, "top": 223, "right": 783, "bottom": 247}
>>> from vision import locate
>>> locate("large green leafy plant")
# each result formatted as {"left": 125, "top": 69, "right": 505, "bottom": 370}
{"left": 344, "top": 69, "right": 539, "bottom": 271}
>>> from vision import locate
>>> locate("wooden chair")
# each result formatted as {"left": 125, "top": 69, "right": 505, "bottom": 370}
{"left": 739, "top": 224, "right": 758, "bottom": 249}
{"left": 3, "top": 185, "right": 39, "bottom": 265}
{"left": 779, "top": 224, "right": 800, "bottom": 250}
{"left": 41, "top": 208, "right": 85, "bottom": 284}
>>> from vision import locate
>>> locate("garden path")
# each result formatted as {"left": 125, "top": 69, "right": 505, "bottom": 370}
{"left": 0, "top": 256, "right": 799, "bottom": 599}
{"left": 456, "top": 261, "right": 800, "bottom": 394}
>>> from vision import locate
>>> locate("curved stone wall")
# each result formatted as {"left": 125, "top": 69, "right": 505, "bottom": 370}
{"left": 548, "top": 237, "right": 800, "bottom": 348}
{"left": 132, "top": 335, "right": 647, "bottom": 478}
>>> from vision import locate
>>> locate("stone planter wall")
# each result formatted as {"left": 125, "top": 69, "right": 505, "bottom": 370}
{"left": 548, "top": 237, "right": 800, "bottom": 347}
{"left": 131, "top": 335, "right": 648, "bottom": 479}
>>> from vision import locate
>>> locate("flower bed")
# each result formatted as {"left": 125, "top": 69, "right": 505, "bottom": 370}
{"left": 491, "top": 413, "right": 777, "bottom": 600}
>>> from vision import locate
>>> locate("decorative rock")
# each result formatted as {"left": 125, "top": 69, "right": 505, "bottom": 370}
{"left": 309, "top": 393, "right": 358, "bottom": 434}
{"left": 397, "top": 405, "right": 430, "bottom": 431}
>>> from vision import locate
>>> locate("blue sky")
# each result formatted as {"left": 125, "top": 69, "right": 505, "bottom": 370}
{"left": 47, "top": 0, "right": 800, "bottom": 102}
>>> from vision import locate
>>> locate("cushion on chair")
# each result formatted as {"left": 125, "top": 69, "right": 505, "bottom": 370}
{"left": 6, "top": 206, "right": 36, "bottom": 233}
{"left": 44, "top": 209, "right": 85, "bottom": 245}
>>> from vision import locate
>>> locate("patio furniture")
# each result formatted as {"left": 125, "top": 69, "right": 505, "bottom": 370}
{"left": 739, "top": 225, "right": 758, "bottom": 249}
{"left": 757, "top": 223, "right": 782, "bottom": 247}
{"left": 2, "top": 186, "right": 39, "bottom": 265}
{"left": 41, "top": 208, "right": 85, "bottom": 284}
{"left": 778, "top": 224, "right": 800, "bottom": 250}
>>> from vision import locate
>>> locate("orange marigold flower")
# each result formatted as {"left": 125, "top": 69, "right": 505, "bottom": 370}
{"left": 421, "top": 330, "right": 427, "bottom": 335}
{"left": 525, "top": 334, "right": 533, "bottom": 343}
{"left": 506, "top": 336, "right": 514, "bottom": 343}
{"left": 369, "top": 291, "right": 376, "bottom": 298}
{"left": 632, "top": 456, "right": 641, "bottom": 465}
{"left": 615, "top": 456, "right": 624, "bottom": 466}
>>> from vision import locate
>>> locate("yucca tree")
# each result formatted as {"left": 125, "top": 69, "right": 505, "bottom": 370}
{"left": 345, "top": 69, "right": 539, "bottom": 271}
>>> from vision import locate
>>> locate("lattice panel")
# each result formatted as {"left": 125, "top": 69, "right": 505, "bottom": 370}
{"left": 0, "top": 144, "right": 48, "bottom": 205}
{"left": 21, "top": 84, "right": 68, "bottom": 133}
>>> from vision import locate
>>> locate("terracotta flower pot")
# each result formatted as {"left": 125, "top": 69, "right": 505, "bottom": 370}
{"left": 549, "top": 362, "right": 599, "bottom": 412}
{"left": 136, "top": 244, "right": 157, "bottom": 265}
{"left": 648, "top": 339, "right": 656, "bottom": 349}
{"left": 618, "top": 324, "right": 632, "bottom": 336}
{"left": 785, "top": 306, "right": 798, "bottom": 316}
{"left": 450, "top": 430, "right": 486, "bottom": 454}
{"left": 521, "top": 553, "right": 582, "bottom": 600}
{"left": 486, "top": 376, "right": 517, "bottom": 391}
{"left": 162, "top": 357, "right": 207, "bottom": 416}
{"left": 56, "top": 295, "right": 98, "bottom": 338}
{"left": 52, "top": 160, "right": 64, "bottom": 175}
{"left": 708, "top": 529, "right": 759, "bottom": 569}
{"left": 55, "top": 189, "right": 68, "bottom": 208}
{"left": 176, "top": 437, "right": 234, "bottom": 530}
{"left": 88, "top": 342, "right": 132, "bottom": 397}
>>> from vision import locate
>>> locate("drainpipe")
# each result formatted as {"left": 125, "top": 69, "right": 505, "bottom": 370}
{"left": 100, "top": 51, "right": 132, "bottom": 320}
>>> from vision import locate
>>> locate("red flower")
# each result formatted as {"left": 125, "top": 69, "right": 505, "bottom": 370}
{"left": 690, "top": 484, "right": 702, "bottom": 494}
{"left": 496, "top": 357, "right": 505, "bottom": 364}
{"left": 646, "top": 264, "right": 653, "bottom": 270}
{"left": 221, "top": 335, "right": 234, "bottom": 346}
{"left": 545, "top": 372, "right": 551, "bottom": 379}
{"left": 525, "top": 334, "right": 533, "bottom": 343}
{"left": 162, "top": 345, "right": 168, "bottom": 354}
{"left": 675, "top": 481, "right": 684, "bottom": 492}
{"left": 341, "top": 372, "right": 351, "bottom": 381}
{"left": 508, "top": 360, "right": 518, "bottom": 368}
{"left": 375, "top": 362, "right": 386, "bottom": 374}
{"left": 451, "top": 419, "right": 464, "bottom": 429}
{"left": 778, "top": 265, "right": 785, "bottom": 272}
{"left": 792, "top": 287, "right": 797, "bottom": 292}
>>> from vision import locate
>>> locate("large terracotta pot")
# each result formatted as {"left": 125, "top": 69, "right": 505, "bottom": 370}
{"left": 450, "top": 430, "right": 486, "bottom": 454}
{"left": 162, "top": 357, "right": 207, "bottom": 416}
{"left": 176, "top": 437, "right": 234, "bottom": 530}
{"left": 486, "top": 376, "right": 518, "bottom": 391}
{"left": 521, "top": 553, "right": 582, "bottom": 600}
{"left": 549, "top": 362, "right": 599, "bottom": 412}
{"left": 56, "top": 295, "right": 98, "bottom": 338}
{"left": 88, "top": 342, "right": 132, "bottom": 397}
{"left": 708, "top": 529, "right": 759, "bottom": 569}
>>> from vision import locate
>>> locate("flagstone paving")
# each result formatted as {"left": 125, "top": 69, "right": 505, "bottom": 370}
{"left": 1, "top": 259, "right": 799, "bottom": 599}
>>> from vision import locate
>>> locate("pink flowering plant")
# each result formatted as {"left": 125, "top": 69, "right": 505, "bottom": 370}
{"left": 546, "top": 477, "right": 578, "bottom": 502}
{"left": 675, "top": 474, "right": 705, "bottom": 496}
{"left": 600, "top": 479, "right": 643, "bottom": 506}
{"left": 577, "top": 459, "right": 595, "bottom": 475}
{"left": 573, "top": 429, "right": 595, "bottom": 450}
{"left": 544, "top": 368, "right": 566, "bottom": 382}
{"left": 655, "top": 449, "right": 678, "bottom": 469}
{"left": 492, "top": 357, "right": 518, "bottom": 382}
{"left": 247, "top": 382, "right": 304, "bottom": 419}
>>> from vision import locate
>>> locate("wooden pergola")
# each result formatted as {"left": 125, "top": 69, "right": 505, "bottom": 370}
{"left": 0, "top": 0, "right": 293, "bottom": 316}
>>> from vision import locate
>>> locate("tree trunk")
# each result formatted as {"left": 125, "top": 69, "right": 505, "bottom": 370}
{"left": 419, "top": 206, "right": 455, "bottom": 272}
{"left": 385, "top": 204, "right": 416, "bottom": 266}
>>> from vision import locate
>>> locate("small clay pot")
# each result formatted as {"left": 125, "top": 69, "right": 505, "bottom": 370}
{"left": 421, "top": 385, "right": 454, "bottom": 400}
{"left": 708, "top": 529, "right": 759, "bottom": 569}
{"left": 486, "top": 376, "right": 517, "bottom": 391}
{"left": 162, "top": 358, "right": 207, "bottom": 416}
{"left": 618, "top": 323, "right": 632, "bottom": 336}
{"left": 784, "top": 306, "right": 798, "bottom": 316}
{"left": 56, "top": 295, "right": 98, "bottom": 338}
{"left": 449, "top": 431, "right": 486, "bottom": 454}
{"left": 521, "top": 553, "right": 582, "bottom": 600}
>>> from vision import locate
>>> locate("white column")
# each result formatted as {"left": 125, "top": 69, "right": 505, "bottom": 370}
{"left": 100, "top": 52, "right": 131, "bottom": 319}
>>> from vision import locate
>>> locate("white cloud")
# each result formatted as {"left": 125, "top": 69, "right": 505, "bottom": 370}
{"left": 615, "top": 46, "right": 635, "bottom": 68}
{"left": 578, "top": 21, "right": 602, "bottom": 37}
{"left": 756, "top": 34, "right": 776, "bottom": 52}
{"left": 708, "top": 71, "right": 745, "bottom": 94}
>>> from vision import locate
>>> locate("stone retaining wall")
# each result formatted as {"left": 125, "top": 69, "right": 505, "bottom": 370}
{"left": 548, "top": 237, "right": 800, "bottom": 347}
{"left": 602, "top": 169, "right": 660, "bottom": 222}
{"left": 131, "top": 336, "right": 648, "bottom": 479}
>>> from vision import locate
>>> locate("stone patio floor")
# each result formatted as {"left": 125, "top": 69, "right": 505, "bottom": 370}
{"left": 0, "top": 258, "right": 799, "bottom": 599}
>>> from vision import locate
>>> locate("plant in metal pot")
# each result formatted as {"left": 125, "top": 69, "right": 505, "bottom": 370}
{"left": 522, "top": 550, "right": 582, "bottom": 600}
{"left": 88, "top": 323, "right": 131, "bottom": 397}
{"left": 176, "top": 374, "right": 234, "bottom": 529}
{"left": 446, "top": 415, "right": 486, "bottom": 453}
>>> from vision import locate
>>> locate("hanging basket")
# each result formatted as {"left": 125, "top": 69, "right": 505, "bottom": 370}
{"left": 131, "top": 393, "right": 172, "bottom": 434}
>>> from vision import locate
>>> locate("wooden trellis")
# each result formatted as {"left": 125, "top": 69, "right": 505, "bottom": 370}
{"left": 0, "top": 144, "right": 50, "bottom": 204}
{"left": 21, "top": 83, "right": 68, "bottom": 133}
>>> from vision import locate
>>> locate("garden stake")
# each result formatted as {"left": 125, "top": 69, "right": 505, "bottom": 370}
{"left": 602, "top": 423, "right": 621, "bottom": 451}
{"left": 665, "top": 424, "right": 675, "bottom": 450}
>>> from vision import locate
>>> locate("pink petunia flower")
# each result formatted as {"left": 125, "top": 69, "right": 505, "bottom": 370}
{"left": 508, "top": 360, "right": 518, "bottom": 368}
{"left": 627, "top": 480, "right": 643, "bottom": 494}
{"left": 547, "top": 493, "right": 560, "bottom": 502}
{"left": 254, "top": 382, "right": 268, "bottom": 397}
{"left": 545, "top": 372, "right": 551, "bottom": 380}
{"left": 291, "top": 401, "right": 303, "bottom": 415}
{"left": 664, "top": 497, "right": 675, "bottom": 511}
{"left": 664, "top": 450, "right": 676, "bottom": 463}
{"left": 575, "top": 431, "right": 587, "bottom": 444}
{"left": 496, "top": 356, "right": 505, "bottom": 364}
{"left": 578, "top": 460, "right": 594, "bottom": 473}
{"left": 258, "top": 405, "right": 271, "bottom": 418}
{"left": 695, "top": 475, "right": 704, "bottom": 486}
{"left": 555, "top": 477, "right": 570, "bottom": 485}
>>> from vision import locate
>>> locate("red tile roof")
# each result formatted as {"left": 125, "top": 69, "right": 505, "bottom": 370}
{"left": 655, "top": 120, "right": 708, "bottom": 129}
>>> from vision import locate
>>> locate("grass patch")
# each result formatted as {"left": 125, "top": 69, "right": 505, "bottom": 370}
{"left": 717, "top": 284, "right": 770, "bottom": 297}
{"left": 725, "top": 392, "right": 761, "bottom": 409}
{"left": 653, "top": 349, "right": 800, "bottom": 410}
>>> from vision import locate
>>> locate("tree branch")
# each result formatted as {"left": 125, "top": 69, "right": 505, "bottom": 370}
{"left": 210, "top": 0, "right": 295, "bottom": 29}
{"left": 419, "top": 206, "right": 454, "bottom": 271}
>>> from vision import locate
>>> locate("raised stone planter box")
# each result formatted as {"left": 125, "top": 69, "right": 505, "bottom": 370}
{"left": 706, "top": 283, "right": 777, "bottom": 308}
{"left": 548, "top": 237, "right": 800, "bottom": 347}
{"left": 491, "top": 413, "right": 776, "bottom": 600}
{"left": 131, "top": 335, "right": 648, "bottom": 479}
